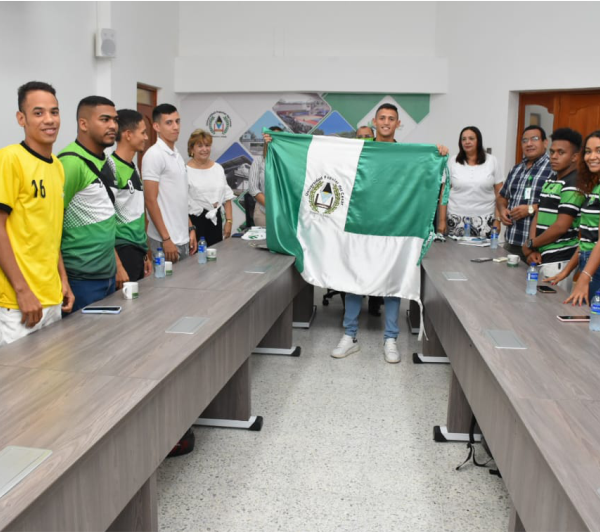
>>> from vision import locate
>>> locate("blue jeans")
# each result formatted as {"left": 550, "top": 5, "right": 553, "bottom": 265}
{"left": 68, "top": 277, "right": 116, "bottom": 314}
{"left": 344, "top": 293, "right": 400, "bottom": 340}
{"left": 579, "top": 251, "right": 600, "bottom": 302}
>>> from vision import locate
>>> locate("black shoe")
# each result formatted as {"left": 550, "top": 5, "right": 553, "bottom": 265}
{"left": 167, "top": 428, "right": 195, "bottom": 458}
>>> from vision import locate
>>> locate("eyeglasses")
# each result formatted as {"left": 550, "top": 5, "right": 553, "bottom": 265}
{"left": 522, "top": 136, "right": 541, "bottom": 144}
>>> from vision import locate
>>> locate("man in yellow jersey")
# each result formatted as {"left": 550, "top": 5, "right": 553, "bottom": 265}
{"left": 0, "top": 81, "right": 74, "bottom": 347}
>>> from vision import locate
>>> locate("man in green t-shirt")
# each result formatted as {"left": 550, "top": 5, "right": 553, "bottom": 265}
{"left": 111, "top": 109, "right": 151, "bottom": 281}
{"left": 523, "top": 128, "right": 585, "bottom": 292}
{"left": 58, "top": 96, "right": 122, "bottom": 312}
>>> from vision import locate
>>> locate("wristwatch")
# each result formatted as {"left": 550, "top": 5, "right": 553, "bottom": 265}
{"left": 527, "top": 239, "right": 536, "bottom": 251}
{"left": 528, "top": 205, "right": 534, "bottom": 216}
{"left": 189, "top": 225, "right": 196, "bottom": 233}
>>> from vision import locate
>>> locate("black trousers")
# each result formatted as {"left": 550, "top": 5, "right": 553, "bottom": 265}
{"left": 190, "top": 210, "right": 223, "bottom": 248}
{"left": 116, "top": 245, "right": 146, "bottom": 282}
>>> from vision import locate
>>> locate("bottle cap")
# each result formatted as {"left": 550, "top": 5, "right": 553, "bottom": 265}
{"left": 530, "top": 262, "right": 536, "bottom": 266}
{"left": 157, "top": 247, "right": 163, "bottom": 251}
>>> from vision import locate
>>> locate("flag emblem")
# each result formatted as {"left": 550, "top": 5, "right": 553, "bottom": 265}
{"left": 307, "top": 176, "right": 344, "bottom": 215}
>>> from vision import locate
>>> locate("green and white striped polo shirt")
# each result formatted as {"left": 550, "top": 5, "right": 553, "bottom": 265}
{"left": 535, "top": 170, "right": 584, "bottom": 263}
{"left": 580, "top": 183, "right": 600, "bottom": 253}
{"left": 111, "top": 153, "right": 147, "bottom": 252}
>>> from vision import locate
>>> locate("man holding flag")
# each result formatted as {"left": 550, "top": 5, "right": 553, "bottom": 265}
{"left": 265, "top": 103, "right": 449, "bottom": 364}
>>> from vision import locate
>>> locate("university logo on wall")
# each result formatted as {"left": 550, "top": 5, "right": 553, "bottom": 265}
{"left": 207, "top": 111, "right": 232, "bottom": 137}
{"left": 306, "top": 175, "right": 344, "bottom": 215}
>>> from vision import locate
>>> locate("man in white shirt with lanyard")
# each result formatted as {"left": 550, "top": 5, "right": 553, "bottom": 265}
{"left": 143, "top": 104, "right": 197, "bottom": 263}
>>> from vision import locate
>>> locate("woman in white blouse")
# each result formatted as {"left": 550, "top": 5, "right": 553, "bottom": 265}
{"left": 187, "top": 129, "right": 235, "bottom": 246}
{"left": 438, "top": 126, "right": 503, "bottom": 238}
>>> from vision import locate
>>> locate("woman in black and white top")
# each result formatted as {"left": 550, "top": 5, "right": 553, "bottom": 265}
{"left": 438, "top": 126, "right": 503, "bottom": 238}
{"left": 186, "top": 129, "right": 234, "bottom": 247}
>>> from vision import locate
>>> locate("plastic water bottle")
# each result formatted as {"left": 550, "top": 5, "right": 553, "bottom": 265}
{"left": 197, "top": 236, "right": 207, "bottom": 264}
{"left": 463, "top": 217, "right": 471, "bottom": 238}
{"left": 490, "top": 226, "right": 499, "bottom": 249}
{"left": 590, "top": 291, "right": 600, "bottom": 332}
{"left": 154, "top": 247, "right": 165, "bottom": 278}
{"left": 526, "top": 262, "right": 538, "bottom": 295}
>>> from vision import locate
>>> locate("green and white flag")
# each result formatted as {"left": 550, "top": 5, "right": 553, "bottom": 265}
{"left": 265, "top": 130, "right": 448, "bottom": 307}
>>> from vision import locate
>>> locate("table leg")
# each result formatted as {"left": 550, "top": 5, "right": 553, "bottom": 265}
{"left": 412, "top": 310, "right": 450, "bottom": 365}
{"left": 107, "top": 472, "right": 157, "bottom": 532}
{"left": 406, "top": 299, "right": 421, "bottom": 335}
{"left": 509, "top": 504, "right": 526, "bottom": 531}
{"left": 195, "top": 359, "right": 263, "bottom": 431}
{"left": 252, "top": 302, "right": 301, "bottom": 357}
{"left": 292, "top": 283, "right": 316, "bottom": 329}
{"left": 434, "top": 370, "right": 481, "bottom": 443}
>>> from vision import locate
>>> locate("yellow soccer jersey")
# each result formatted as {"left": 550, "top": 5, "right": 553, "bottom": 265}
{"left": 0, "top": 142, "right": 65, "bottom": 308}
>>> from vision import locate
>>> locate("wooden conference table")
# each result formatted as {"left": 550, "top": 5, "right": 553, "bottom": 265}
{"left": 421, "top": 240, "right": 600, "bottom": 532}
{"left": 0, "top": 238, "right": 307, "bottom": 532}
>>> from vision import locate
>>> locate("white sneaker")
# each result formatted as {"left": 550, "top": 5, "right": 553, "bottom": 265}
{"left": 332, "top": 335, "right": 360, "bottom": 358}
{"left": 384, "top": 338, "right": 401, "bottom": 364}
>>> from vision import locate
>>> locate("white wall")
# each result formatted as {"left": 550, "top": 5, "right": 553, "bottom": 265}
{"left": 179, "top": 2, "right": 437, "bottom": 58}
{"left": 3, "top": 1, "right": 600, "bottom": 169}
{"left": 175, "top": 2, "right": 446, "bottom": 93}
{"left": 110, "top": 2, "right": 179, "bottom": 109}
{"left": 411, "top": 1, "right": 600, "bottom": 176}
{"left": 0, "top": 1, "right": 179, "bottom": 150}
{"left": 0, "top": 2, "right": 98, "bottom": 149}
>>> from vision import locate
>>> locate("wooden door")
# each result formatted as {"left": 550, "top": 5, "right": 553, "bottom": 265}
{"left": 137, "top": 84, "right": 158, "bottom": 170}
{"left": 516, "top": 90, "right": 600, "bottom": 163}
{"left": 556, "top": 93, "right": 600, "bottom": 137}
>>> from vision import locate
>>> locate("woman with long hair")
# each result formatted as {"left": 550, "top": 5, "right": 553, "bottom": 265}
{"left": 547, "top": 130, "right": 600, "bottom": 304}
{"left": 438, "top": 126, "right": 503, "bottom": 238}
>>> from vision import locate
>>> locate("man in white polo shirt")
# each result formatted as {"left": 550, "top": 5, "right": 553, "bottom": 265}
{"left": 143, "top": 104, "right": 197, "bottom": 263}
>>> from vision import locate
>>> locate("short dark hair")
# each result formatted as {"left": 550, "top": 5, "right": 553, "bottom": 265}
{"left": 18, "top": 81, "right": 56, "bottom": 112}
{"left": 152, "top": 103, "right": 178, "bottom": 123}
{"left": 116, "top": 109, "right": 143, "bottom": 142}
{"left": 375, "top": 103, "right": 398, "bottom": 117}
{"left": 269, "top": 126, "right": 283, "bottom": 132}
{"left": 76, "top": 95, "right": 115, "bottom": 119}
{"left": 550, "top": 127, "right": 582, "bottom": 152}
{"left": 456, "top": 126, "right": 486, "bottom": 166}
{"left": 523, "top": 124, "right": 547, "bottom": 141}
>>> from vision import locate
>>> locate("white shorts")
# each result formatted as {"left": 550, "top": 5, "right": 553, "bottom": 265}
{"left": 0, "top": 304, "right": 61, "bottom": 348}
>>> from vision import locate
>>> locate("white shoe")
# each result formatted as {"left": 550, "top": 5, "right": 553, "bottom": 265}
{"left": 332, "top": 334, "right": 359, "bottom": 358}
{"left": 384, "top": 338, "right": 401, "bottom": 364}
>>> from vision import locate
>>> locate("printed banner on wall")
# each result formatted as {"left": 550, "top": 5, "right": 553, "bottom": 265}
{"left": 179, "top": 92, "right": 431, "bottom": 233}
{"left": 192, "top": 97, "right": 246, "bottom": 160}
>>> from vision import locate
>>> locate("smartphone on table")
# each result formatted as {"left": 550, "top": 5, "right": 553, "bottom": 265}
{"left": 556, "top": 315, "right": 589, "bottom": 322}
{"left": 538, "top": 285, "right": 557, "bottom": 294}
{"left": 81, "top": 306, "right": 122, "bottom": 314}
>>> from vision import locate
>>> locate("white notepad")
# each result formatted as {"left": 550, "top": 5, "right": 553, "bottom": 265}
{"left": 0, "top": 446, "right": 52, "bottom": 499}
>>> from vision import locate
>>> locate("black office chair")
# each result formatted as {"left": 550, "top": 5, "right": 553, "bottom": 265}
{"left": 322, "top": 290, "right": 345, "bottom": 307}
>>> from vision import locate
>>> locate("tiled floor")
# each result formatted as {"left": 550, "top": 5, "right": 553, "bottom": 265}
{"left": 158, "top": 289, "right": 511, "bottom": 532}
